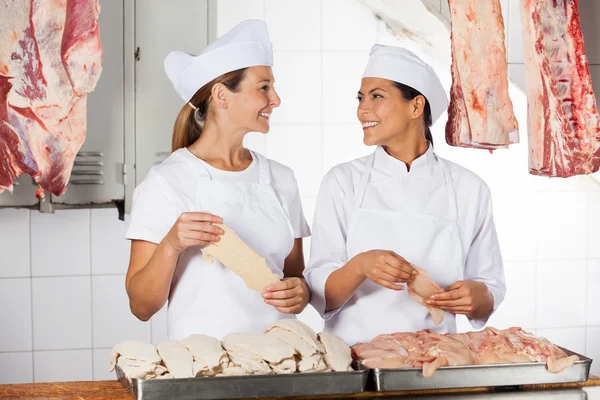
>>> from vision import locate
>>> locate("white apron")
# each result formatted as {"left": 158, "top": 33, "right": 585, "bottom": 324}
{"left": 167, "top": 151, "right": 296, "bottom": 340}
{"left": 325, "top": 150, "right": 464, "bottom": 345}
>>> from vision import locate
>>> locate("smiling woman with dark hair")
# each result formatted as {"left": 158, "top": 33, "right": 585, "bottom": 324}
{"left": 304, "top": 45, "right": 506, "bottom": 345}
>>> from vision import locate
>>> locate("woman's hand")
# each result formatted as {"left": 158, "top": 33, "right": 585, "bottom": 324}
{"left": 164, "top": 212, "right": 224, "bottom": 254}
{"left": 355, "top": 250, "right": 417, "bottom": 290}
{"left": 262, "top": 277, "right": 310, "bottom": 314}
{"left": 426, "top": 280, "right": 493, "bottom": 318}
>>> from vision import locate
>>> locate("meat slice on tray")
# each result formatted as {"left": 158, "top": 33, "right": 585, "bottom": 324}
{"left": 520, "top": 0, "right": 600, "bottom": 177}
{"left": 445, "top": 0, "right": 519, "bottom": 150}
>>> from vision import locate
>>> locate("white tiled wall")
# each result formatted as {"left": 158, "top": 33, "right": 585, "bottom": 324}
{"left": 1, "top": 0, "right": 600, "bottom": 384}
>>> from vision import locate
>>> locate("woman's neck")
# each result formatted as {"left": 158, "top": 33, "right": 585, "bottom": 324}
{"left": 383, "top": 131, "right": 429, "bottom": 171}
{"left": 187, "top": 122, "right": 252, "bottom": 171}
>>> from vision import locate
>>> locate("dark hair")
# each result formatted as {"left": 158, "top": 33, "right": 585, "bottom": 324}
{"left": 392, "top": 82, "right": 434, "bottom": 146}
{"left": 171, "top": 68, "right": 248, "bottom": 152}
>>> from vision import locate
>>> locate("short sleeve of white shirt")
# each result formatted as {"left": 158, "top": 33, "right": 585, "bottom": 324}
{"left": 125, "top": 171, "right": 179, "bottom": 244}
{"left": 268, "top": 158, "right": 311, "bottom": 239}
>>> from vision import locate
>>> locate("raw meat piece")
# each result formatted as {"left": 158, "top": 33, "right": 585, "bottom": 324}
{"left": 267, "top": 328, "right": 320, "bottom": 358}
{"left": 0, "top": 0, "right": 102, "bottom": 197}
{"left": 498, "top": 328, "right": 579, "bottom": 373}
{"left": 222, "top": 333, "right": 296, "bottom": 374}
{"left": 297, "top": 354, "right": 330, "bottom": 373}
{"left": 202, "top": 224, "right": 281, "bottom": 293}
{"left": 156, "top": 340, "right": 194, "bottom": 379}
{"left": 61, "top": 0, "right": 103, "bottom": 96}
{"left": 520, "top": 0, "right": 600, "bottom": 177}
{"left": 217, "top": 365, "right": 248, "bottom": 376}
{"left": 445, "top": 0, "right": 519, "bottom": 150}
{"left": 116, "top": 357, "right": 167, "bottom": 380}
{"left": 265, "top": 319, "right": 325, "bottom": 355}
{"left": 318, "top": 332, "right": 353, "bottom": 372}
{"left": 180, "top": 334, "right": 229, "bottom": 377}
{"left": 407, "top": 266, "right": 445, "bottom": 325}
{"left": 422, "top": 338, "right": 478, "bottom": 377}
{"left": 224, "top": 348, "right": 272, "bottom": 375}
{"left": 0, "top": 77, "right": 37, "bottom": 191}
{"left": 109, "top": 340, "right": 161, "bottom": 372}
{"left": 109, "top": 340, "right": 168, "bottom": 380}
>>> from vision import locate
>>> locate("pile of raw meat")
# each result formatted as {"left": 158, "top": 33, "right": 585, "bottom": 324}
{"left": 352, "top": 327, "right": 580, "bottom": 377}
{"left": 0, "top": 0, "right": 102, "bottom": 198}
{"left": 109, "top": 320, "right": 353, "bottom": 380}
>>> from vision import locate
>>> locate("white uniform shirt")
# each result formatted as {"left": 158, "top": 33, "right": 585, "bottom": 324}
{"left": 126, "top": 148, "right": 311, "bottom": 244}
{"left": 125, "top": 148, "right": 312, "bottom": 339}
{"left": 304, "top": 145, "right": 506, "bottom": 329}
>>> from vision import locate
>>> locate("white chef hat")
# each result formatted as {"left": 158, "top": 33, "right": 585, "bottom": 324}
{"left": 362, "top": 44, "right": 448, "bottom": 123}
{"left": 164, "top": 19, "right": 273, "bottom": 103}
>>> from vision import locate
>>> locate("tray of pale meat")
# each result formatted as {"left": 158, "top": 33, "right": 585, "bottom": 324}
{"left": 109, "top": 319, "right": 368, "bottom": 400}
{"left": 351, "top": 327, "right": 592, "bottom": 392}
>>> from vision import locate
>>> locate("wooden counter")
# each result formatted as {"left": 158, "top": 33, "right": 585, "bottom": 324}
{"left": 1, "top": 376, "right": 599, "bottom": 399}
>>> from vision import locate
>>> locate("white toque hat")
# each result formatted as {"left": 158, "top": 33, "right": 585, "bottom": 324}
{"left": 164, "top": 19, "right": 273, "bottom": 103}
{"left": 362, "top": 44, "right": 448, "bottom": 123}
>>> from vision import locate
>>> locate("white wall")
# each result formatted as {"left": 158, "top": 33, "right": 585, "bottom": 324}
{"left": 1, "top": 0, "right": 600, "bottom": 384}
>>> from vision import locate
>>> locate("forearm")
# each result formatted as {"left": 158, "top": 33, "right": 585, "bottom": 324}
{"left": 324, "top": 256, "right": 366, "bottom": 312}
{"left": 127, "top": 241, "right": 180, "bottom": 321}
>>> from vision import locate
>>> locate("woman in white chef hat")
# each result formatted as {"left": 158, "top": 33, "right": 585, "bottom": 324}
{"left": 304, "top": 45, "right": 506, "bottom": 345}
{"left": 124, "top": 20, "right": 311, "bottom": 340}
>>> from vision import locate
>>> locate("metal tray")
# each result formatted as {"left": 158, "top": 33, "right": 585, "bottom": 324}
{"left": 116, "top": 365, "right": 368, "bottom": 400}
{"left": 409, "top": 389, "right": 589, "bottom": 400}
{"left": 356, "top": 347, "right": 593, "bottom": 392}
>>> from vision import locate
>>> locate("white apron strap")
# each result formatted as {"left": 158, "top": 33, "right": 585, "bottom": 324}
{"left": 253, "top": 151, "right": 272, "bottom": 185}
{"left": 438, "top": 158, "right": 464, "bottom": 268}
{"left": 354, "top": 151, "right": 377, "bottom": 208}
{"left": 438, "top": 159, "right": 458, "bottom": 223}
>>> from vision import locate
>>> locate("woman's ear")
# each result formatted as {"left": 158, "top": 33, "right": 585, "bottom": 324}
{"left": 411, "top": 95, "right": 426, "bottom": 119}
{"left": 211, "top": 83, "right": 229, "bottom": 110}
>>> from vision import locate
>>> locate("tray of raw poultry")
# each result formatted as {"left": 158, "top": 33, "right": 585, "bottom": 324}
{"left": 352, "top": 326, "right": 593, "bottom": 392}
{"left": 110, "top": 319, "right": 368, "bottom": 400}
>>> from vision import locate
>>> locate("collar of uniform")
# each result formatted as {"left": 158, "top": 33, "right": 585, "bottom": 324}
{"left": 179, "top": 147, "right": 258, "bottom": 177}
{"left": 375, "top": 142, "right": 436, "bottom": 174}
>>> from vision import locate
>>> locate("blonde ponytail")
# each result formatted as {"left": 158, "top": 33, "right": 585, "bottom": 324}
{"left": 171, "top": 68, "right": 249, "bottom": 152}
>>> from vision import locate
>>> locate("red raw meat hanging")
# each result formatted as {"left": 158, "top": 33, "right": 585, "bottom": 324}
{"left": 520, "top": 0, "right": 600, "bottom": 177}
{"left": 445, "top": 0, "right": 519, "bottom": 151}
{"left": 0, "top": 0, "right": 102, "bottom": 198}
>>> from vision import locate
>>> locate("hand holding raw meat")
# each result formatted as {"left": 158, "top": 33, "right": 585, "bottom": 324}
{"left": 164, "top": 212, "right": 224, "bottom": 254}
{"left": 427, "top": 280, "right": 493, "bottom": 318}
{"left": 263, "top": 277, "right": 310, "bottom": 314}
{"left": 355, "top": 250, "right": 417, "bottom": 291}
{"left": 406, "top": 266, "right": 445, "bottom": 325}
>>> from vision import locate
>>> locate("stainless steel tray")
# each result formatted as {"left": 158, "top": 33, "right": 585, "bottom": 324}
{"left": 116, "top": 365, "right": 368, "bottom": 400}
{"left": 409, "top": 389, "right": 589, "bottom": 400}
{"left": 356, "top": 347, "right": 593, "bottom": 392}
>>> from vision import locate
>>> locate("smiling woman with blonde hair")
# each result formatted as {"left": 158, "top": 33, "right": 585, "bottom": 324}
{"left": 124, "top": 20, "right": 311, "bottom": 340}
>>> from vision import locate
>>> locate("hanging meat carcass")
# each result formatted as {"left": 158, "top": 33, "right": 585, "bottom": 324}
{"left": 445, "top": 0, "right": 519, "bottom": 151}
{"left": 0, "top": 0, "right": 102, "bottom": 198}
{"left": 520, "top": 0, "right": 600, "bottom": 177}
